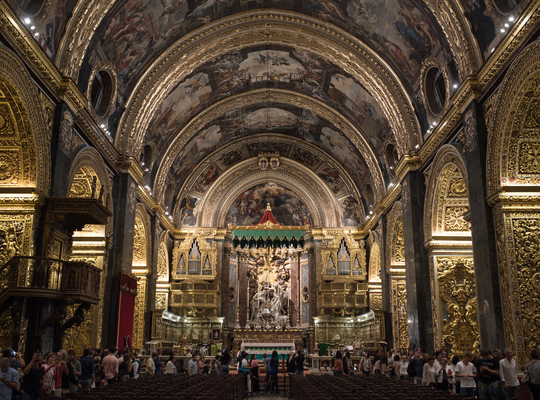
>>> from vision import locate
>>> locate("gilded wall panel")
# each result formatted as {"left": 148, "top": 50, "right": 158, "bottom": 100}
{"left": 133, "top": 275, "right": 147, "bottom": 350}
{"left": 157, "top": 241, "right": 169, "bottom": 282}
{"left": 435, "top": 257, "right": 479, "bottom": 356}
{"left": 500, "top": 216, "right": 540, "bottom": 361}
{"left": 62, "top": 304, "right": 94, "bottom": 355}
{"left": 391, "top": 219, "right": 405, "bottom": 265}
{"left": 390, "top": 279, "right": 408, "bottom": 351}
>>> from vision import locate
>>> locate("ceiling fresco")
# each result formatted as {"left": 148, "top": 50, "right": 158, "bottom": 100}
{"left": 171, "top": 131, "right": 359, "bottom": 197}
{"left": 225, "top": 182, "right": 313, "bottom": 227}
{"left": 160, "top": 106, "right": 373, "bottom": 212}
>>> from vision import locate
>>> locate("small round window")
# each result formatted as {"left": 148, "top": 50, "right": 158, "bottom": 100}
{"left": 425, "top": 66, "right": 447, "bottom": 115}
{"left": 90, "top": 71, "right": 113, "bottom": 117}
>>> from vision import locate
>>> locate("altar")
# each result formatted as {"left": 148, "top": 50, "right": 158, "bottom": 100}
{"left": 232, "top": 327, "right": 303, "bottom": 357}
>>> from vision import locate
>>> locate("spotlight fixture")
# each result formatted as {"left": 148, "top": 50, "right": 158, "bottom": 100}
{"left": 24, "top": 18, "right": 31, "bottom": 24}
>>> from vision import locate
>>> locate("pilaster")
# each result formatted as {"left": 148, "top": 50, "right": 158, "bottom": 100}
{"left": 461, "top": 101, "right": 505, "bottom": 350}
{"left": 401, "top": 171, "right": 433, "bottom": 351}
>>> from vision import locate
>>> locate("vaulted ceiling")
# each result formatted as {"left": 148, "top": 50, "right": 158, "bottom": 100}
{"left": 9, "top": 0, "right": 524, "bottom": 228}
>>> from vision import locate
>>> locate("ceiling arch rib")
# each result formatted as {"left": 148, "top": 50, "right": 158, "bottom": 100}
{"left": 190, "top": 158, "right": 343, "bottom": 229}
{"left": 174, "top": 133, "right": 365, "bottom": 213}
{"left": 153, "top": 89, "right": 386, "bottom": 203}
{"left": 117, "top": 11, "right": 421, "bottom": 157}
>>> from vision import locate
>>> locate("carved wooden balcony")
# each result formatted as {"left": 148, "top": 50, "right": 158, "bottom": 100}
{"left": 0, "top": 256, "right": 101, "bottom": 306}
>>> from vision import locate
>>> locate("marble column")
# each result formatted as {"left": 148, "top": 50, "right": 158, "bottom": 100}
{"left": 101, "top": 173, "right": 138, "bottom": 348}
{"left": 401, "top": 171, "right": 433, "bottom": 351}
{"left": 461, "top": 101, "right": 505, "bottom": 350}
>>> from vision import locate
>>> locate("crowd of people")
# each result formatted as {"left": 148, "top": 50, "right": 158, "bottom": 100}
{"left": 327, "top": 347, "right": 540, "bottom": 400}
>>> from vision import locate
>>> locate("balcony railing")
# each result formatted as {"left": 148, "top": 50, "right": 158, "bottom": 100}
{"left": 0, "top": 256, "right": 101, "bottom": 305}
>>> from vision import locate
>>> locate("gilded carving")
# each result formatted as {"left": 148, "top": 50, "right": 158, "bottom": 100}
{"left": 132, "top": 275, "right": 147, "bottom": 349}
{"left": 157, "top": 241, "right": 168, "bottom": 282}
{"left": 436, "top": 258, "right": 480, "bottom": 356}
{"left": 321, "top": 233, "right": 366, "bottom": 279}
{"left": 171, "top": 232, "right": 218, "bottom": 280}
{"left": 392, "top": 280, "right": 409, "bottom": 351}
{"left": 517, "top": 140, "right": 540, "bottom": 174}
{"left": 510, "top": 218, "right": 540, "bottom": 354}
{"left": 371, "top": 293, "right": 382, "bottom": 310}
{"left": 462, "top": 107, "right": 478, "bottom": 153}
{"left": 0, "top": 148, "right": 20, "bottom": 184}
{"left": 132, "top": 217, "right": 146, "bottom": 267}
{"left": 443, "top": 206, "right": 470, "bottom": 231}
{"left": 62, "top": 304, "right": 94, "bottom": 356}
{"left": 391, "top": 218, "right": 405, "bottom": 265}
{"left": 155, "top": 293, "right": 167, "bottom": 310}
{"left": 59, "top": 111, "right": 74, "bottom": 155}
{"left": 39, "top": 91, "right": 54, "bottom": 139}
{"left": 523, "top": 99, "right": 540, "bottom": 129}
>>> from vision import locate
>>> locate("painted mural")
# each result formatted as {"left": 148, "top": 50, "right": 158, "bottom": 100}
{"left": 8, "top": 0, "right": 77, "bottom": 59}
{"left": 318, "top": 164, "right": 348, "bottom": 197}
{"left": 226, "top": 182, "right": 312, "bottom": 227}
{"left": 178, "top": 194, "right": 200, "bottom": 226}
{"left": 77, "top": 0, "right": 461, "bottom": 136}
{"left": 339, "top": 195, "right": 361, "bottom": 226}
{"left": 458, "top": 0, "right": 527, "bottom": 60}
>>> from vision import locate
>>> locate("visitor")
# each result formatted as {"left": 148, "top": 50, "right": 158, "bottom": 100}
{"left": 499, "top": 348, "right": 519, "bottom": 400}
{"left": 263, "top": 352, "right": 271, "bottom": 392}
{"left": 477, "top": 349, "right": 500, "bottom": 400}
{"left": 295, "top": 348, "right": 305, "bottom": 375}
{"left": 456, "top": 351, "right": 477, "bottom": 397}
{"left": 20, "top": 350, "right": 43, "bottom": 400}
{"left": 66, "top": 350, "right": 82, "bottom": 392}
{"left": 398, "top": 355, "right": 409, "bottom": 380}
{"left": 187, "top": 354, "right": 198, "bottom": 375}
{"left": 198, "top": 354, "right": 208, "bottom": 374}
{"left": 343, "top": 350, "right": 352, "bottom": 376}
{"left": 286, "top": 352, "right": 296, "bottom": 376}
{"left": 221, "top": 350, "right": 231, "bottom": 374}
{"left": 145, "top": 352, "right": 157, "bottom": 375}
{"left": 411, "top": 350, "right": 425, "bottom": 385}
{"left": 78, "top": 349, "right": 94, "bottom": 390}
{"left": 165, "top": 355, "right": 177, "bottom": 374}
{"left": 238, "top": 352, "right": 251, "bottom": 394}
{"left": 210, "top": 355, "right": 220, "bottom": 374}
{"left": 374, "top": 355, "right": 382, "bottom": 374}
{"left": 250, "top": 354, "right": 260, "bottom": 393}
{"left": 435, "top": 357, "right": 452, "bottom": 392}
{"left": 269, "top": 351, "right": 279, "bottom": 394}
{"left": 451, "top": 355, "right": 460, "bottom": 393}
{"left": 118, "top": 353, "right": 132, "bottom": 381}
{"left": 422, "top": 356, "right": 437, "bottom": 387}
{"left": 55, "top": 350, "right": 68, "bottom": 396}
{"left": 360, "top": 353, "right": 371, "bottom": 375}
{"left": 2, "top": 348, "right": 25, "bottom": 371}
{"left": 155, "top": 349, "right": 163, "bottom": 375}
{"left": 433, "top": 351, "right": 442, "bottom": 370}
{"left": 0, "top": 357, "right": 19, "bottom": 400}
{"left": 93, "top": 356, "right": 104, "bottom": 386}
{"left": 526, "top": 349, "right": 540, "bottom": 400}
{"left": 333, "top": 351, "right": 343, "bottom": 376}
{"left": 131, "top": 352, "right": 141, "bottom": 379}
{"left": 103, "top": 347, "right": 119, "bottom": 384}
{"left": 42, "top": 353, "right": 56, "bottom": 396}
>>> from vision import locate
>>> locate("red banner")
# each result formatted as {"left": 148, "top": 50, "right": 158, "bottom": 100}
{"left": 116, "top": 271, "right": 137, "bottom": 352}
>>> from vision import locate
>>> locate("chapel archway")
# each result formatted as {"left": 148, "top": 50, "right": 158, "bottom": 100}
{"left": 488, "top": 41, "right": 540, "bottom": 364}
{"left": 424, "top": 145, "right": 479, "bottom": 356}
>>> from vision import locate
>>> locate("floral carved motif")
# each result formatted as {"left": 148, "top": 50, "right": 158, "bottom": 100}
{"left": 437, "top": 258, "right": 479, "bottom": 356}
{"left": 443, "top": 206, "right": 470, "bottom": 231}
{"left": 511, "top": 218, "right": 540, "bottom": 353}
{"left": 518, "top": 140, "right": 540, "bottom": 175}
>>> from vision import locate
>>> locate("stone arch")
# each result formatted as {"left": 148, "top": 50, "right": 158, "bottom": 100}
{"left": 190, "top": 158, "right": 344, "bottom": 228}
{"left": 488, "top": 41, "right": 540, "bottom": 196}
{"left": 153, "top": 90, "right": 386, "bottom": 203}
{"left": 116, "top": 12, "right": 421, "bottom": 157}
{"left": 423, "top": 145, "right": 478, "bottom": 355}
{"left": 487, "top": 41, "right": 540, "bottom": 363}
{"left": 0, "top": 45, "right": 49, "bottom": 195}
{"left": 424, "top": 145, "right": 470, "bottom": 242}
{"left": 64, "top": 147, "right": 114, "bottom": 352}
